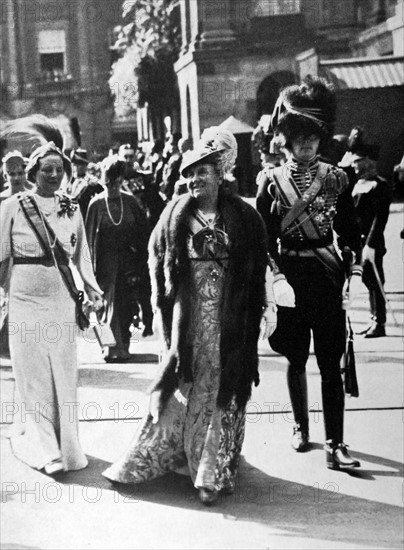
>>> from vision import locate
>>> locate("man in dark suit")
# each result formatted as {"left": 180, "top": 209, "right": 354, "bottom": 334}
{"left": 350, "top": 144, "right": 392, "bottom": 337}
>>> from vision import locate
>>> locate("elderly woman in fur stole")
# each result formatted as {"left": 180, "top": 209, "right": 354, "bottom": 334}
{"left": 103, "top": 128, "right": 277, "bottom": 505}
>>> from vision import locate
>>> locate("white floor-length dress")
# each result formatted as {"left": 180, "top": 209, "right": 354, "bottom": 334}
{"left": 0, "top": 192, "right": 102, "bottom": 471}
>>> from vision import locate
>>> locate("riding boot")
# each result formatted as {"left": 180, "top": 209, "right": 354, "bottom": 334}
{"left": 369, "top": 288, "right": 377, "bottom": 323}
{"left": 287, "top": 367, "right": 309, "bottom": 451}
{"left": 322, "top": 371, "right": 345, "bottom": 445}
{"left": 366, "top": 289, "right": 386, "bottom": 337}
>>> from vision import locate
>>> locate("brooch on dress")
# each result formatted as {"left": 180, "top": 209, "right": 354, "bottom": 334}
{"left": 58, "top": 195, "right": 78, "bottom": 218}
{"left": 70, "top": 233, "right": 77, "bottom": 247}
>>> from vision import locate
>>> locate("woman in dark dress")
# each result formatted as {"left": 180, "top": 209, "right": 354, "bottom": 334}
{"left": 85, "top": 157, "right": 152, "bottom": 362}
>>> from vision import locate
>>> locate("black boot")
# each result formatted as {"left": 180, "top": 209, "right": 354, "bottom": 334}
{"left": 365, "top": 289, "right": 386, "bottom": 338}
{"left": 364, "top": 323, "right": 386, "bottom": 338}
{"left": 291, "top": 423, "right": 309, "bottom": 452}
{"left": 325, "top": 440, "right": 361, "bottom": 469}
{"left": 287, "top": 368, "right": 310, "bottom": 452}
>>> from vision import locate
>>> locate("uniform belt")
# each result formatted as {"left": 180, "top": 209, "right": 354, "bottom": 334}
{"left": 281, "top": 248, "right": 318, "bottom": 257}
{"left": 13, "top": 256, "right": 54, "bottom": 266}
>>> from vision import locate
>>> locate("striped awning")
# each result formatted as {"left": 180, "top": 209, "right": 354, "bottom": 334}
{"left": 320, "top": 56, "right": 404, "bottom": 89}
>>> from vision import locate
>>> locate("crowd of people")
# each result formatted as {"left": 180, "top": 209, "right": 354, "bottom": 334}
{"left": 0, "top": 76, "right": 396, "bottom": 504}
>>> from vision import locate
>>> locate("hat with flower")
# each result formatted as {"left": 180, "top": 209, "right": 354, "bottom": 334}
{"left": 180, "top": 127, "right": 238, "bottom": 178}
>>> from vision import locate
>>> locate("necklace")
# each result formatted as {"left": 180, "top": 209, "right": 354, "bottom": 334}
{"left": 105, "top": 193, "right": 123, "bottom": 226}
{"left": 34, "top": 196, "right": 57, "bottom": 249}
{"left": 33, "top": 196, "right": 58, "bottom": 266}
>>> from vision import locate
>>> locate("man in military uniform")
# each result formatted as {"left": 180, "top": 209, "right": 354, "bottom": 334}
{"left": 257, "top": 77, "right": 363, "bottom": 469}
{"left": 350, "top": 141, "right": 391, "bottom": 337}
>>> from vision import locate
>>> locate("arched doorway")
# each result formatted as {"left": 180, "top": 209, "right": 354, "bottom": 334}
{"left": 256, "top": 71, "right": 298, "bottom": 117}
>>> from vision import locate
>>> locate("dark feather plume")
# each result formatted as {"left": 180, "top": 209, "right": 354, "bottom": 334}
{"left": 347, "top": 126, "right": 364, "bottom": 151}
{"left": 285, "top": 76, "right": 337, "bottom": 129}
{"left": 347, "top": 125, "right": 379, "bottom": 159}
{"left": 0, "top": 114, "right": 64, "bottom": 151}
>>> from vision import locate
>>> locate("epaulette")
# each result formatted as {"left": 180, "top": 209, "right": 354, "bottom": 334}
{"left": 323, "top": 164, "right": 349, "bottom": 194}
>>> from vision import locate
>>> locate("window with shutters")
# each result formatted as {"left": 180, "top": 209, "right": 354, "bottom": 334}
{"left": 37, "top": 29, "right": 66, "bottom": 81}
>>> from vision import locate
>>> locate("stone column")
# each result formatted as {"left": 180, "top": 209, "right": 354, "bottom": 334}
{"left": 389, "top": 0, "right": 404, "bottom": 55}
{"left": 196, "top": 0, "right": 236, "bottom": 49}
{"left": 180, "top": 0, "right": 190, "bottom": 53}
{"left": 76, "top": 1, "right": 92, "bottom": 83}
{"left": 5, "top": 0, "right": 20, "bottom": 90}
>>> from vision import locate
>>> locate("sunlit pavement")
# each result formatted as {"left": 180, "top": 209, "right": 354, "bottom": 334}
{"left": 1, "top": 206, "right": 403, "bottom": 550}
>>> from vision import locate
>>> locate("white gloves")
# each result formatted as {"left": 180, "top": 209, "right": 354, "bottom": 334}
{"left": 86, "top": 289, "right": 104, "bottom": 312}
{"left": 342, "top": 273, "right": 362, "bottom": 310}
{"left": 362, "top": 245, "right": 376, "bottom": 264}
{"left": 273, "top": 277, "right": 296, "bottom": 308}
{"left": 260, "top": 303, "right": 277, "bottom": 339}
{"left": 149, "top": 390, "right": 162, "bottom": 424}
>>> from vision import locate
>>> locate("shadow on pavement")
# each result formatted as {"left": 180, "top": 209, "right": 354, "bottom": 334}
{"left": 51, "top": 455, "right": 113, "bottom": 489}
{"left": 1, "top": 545, "right": 42, "bottom": 550}
{"left": 53, "top": 454, "right": 403, "bottom": 549}
{"left": 341, "top": 449, "right": 404, "bottom": 480}
{"left": 127, "top": 353, "right": 159, "bottom": 363}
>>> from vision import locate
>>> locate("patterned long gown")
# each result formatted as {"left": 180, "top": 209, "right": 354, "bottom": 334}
{"left": 103, "top": 211, "right": 246, "bottom": 492}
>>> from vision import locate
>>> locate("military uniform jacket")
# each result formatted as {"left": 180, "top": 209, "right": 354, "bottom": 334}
{"left": 256, "top": 156, "right": 362, "bottom": 277}
{"left": 352, "top": 175, "right": 391, "bottom": 252}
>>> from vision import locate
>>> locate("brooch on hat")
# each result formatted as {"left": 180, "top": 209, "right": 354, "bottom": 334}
{"left": 203, "top": 138, "right": 220, "bottom": 152}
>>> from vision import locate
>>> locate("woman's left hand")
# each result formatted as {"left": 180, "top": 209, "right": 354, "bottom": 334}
{"left": 86, "top": 289, "right": 104, "bottom": 312}
{"left": 259, "top": 303, "right": 277, "bottom": 340}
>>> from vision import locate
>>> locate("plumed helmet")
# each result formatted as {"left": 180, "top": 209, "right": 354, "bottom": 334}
{"left": 271, "top": 76, "right": 337, "bottom": 148}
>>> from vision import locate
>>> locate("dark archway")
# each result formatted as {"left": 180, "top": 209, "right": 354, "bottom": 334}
{"left": 256, "top": 71, "right": 298, "bottom": 118}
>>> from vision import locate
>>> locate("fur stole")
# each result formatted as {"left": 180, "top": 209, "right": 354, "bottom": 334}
{"left": 148, "top": 191, "right": 268, "bottom": 410}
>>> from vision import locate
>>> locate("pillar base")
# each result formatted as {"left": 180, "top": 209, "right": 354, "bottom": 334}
{"left": 198, "top": 29, "right": 236, "bottom": 49}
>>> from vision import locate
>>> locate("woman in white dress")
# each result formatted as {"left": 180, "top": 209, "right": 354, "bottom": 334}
{"left": 0, "top": 120, "right": 103, "bottom": 474}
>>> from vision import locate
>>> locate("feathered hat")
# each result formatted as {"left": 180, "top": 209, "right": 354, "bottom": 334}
{"left": 252, "top": 115, "right": 274, "bottom": 154}
{"left": 271, "top": 76, "right": 337, "bottom": 148}
{"left": 338, "top": 126, "right": 380, "bottom": 167}
{"left": 0, "top": 114, "right": 72, "bottom": 183}
{"left": 70, "top": 148, "right": 89, "bottom": 165}
{"left": 180, "top": 127, "right": 238, "bottom": 178}
{"left": 347, "top": 126, "right": 379, "bottom": 161}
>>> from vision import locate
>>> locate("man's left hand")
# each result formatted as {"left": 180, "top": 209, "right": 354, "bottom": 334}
{"left": 362, "top": 245, "right": 376, "bottom": 264}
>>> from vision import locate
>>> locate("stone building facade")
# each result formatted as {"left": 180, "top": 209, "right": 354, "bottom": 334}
{"left": 0, "top": 0, "right": 126, "bottom": 157}
{"left": 175, "top": 0, "right": 403, "bottom": 182}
